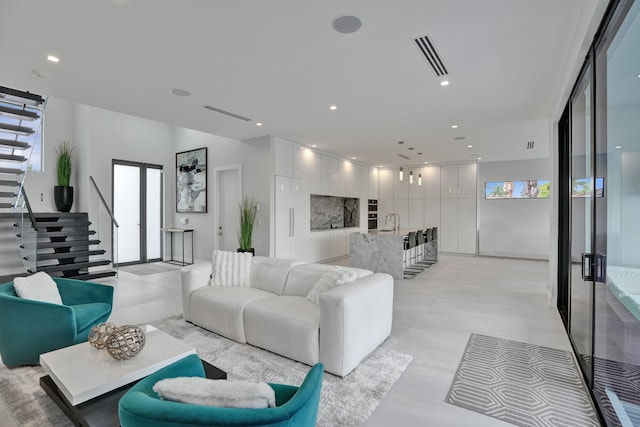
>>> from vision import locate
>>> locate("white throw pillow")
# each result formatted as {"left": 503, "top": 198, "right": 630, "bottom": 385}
{"left": 13, "top": 272, "right": 63, "bottom": 305}
{"left": 306, "top": 267, "right": 358, "bottom": 304}
{"left": 211, "top": 250, "right": 252, "bottom": 287}
{"left": 153, "top": 377, "right": 275, "bottom": 408}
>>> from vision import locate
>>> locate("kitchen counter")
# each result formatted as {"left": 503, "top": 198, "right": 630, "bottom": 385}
{"left": 350, "top": 227, "right": 438, "bottom": 280}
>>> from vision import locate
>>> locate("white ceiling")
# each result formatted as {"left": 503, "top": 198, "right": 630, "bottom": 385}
{"left": 0, "top": 0, "right": 606, "bottom": 167}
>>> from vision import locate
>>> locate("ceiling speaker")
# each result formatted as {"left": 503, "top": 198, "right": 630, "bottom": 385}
{"left": 333, "top": 16, "right": 362, "bottom": 34}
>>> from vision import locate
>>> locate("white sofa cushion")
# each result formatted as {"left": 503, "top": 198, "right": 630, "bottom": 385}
{"left": 284, "top": 263, "right": 370, "bottom": 297}
{"left": 244, "top": 296, "right": 320, "bottom": 366}
{"left": 249, "top": 256, "right": 306, "bottom": 295}
{"left": 190, "top": 286, "right": 273, "bottom": 343}
{"left": 13, "top": 272, "right": 62, "bottom": 305}
{"left": 211, "top": 250, "right": 252, "bottom": 287}
{"left": 153, "top": 377, "right": 276, "bottom": 408}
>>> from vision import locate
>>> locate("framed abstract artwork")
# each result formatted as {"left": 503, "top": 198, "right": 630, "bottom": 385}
{"left": 176, "top": 147, "right": 207, "bottom": 213}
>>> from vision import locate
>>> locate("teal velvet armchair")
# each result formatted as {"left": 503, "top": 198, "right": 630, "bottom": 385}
{"left": 118, "top": 354, "right": 324, "bottom": 427}
{"left": 0, "top": 277, "right": 113, "bottom": 367}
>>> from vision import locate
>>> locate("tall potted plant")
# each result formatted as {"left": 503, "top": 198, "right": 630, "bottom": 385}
{"left": 237, "top": 197, "right": 258, "bottom": 255}
{"left": 54, "top": 140, "right": 74, "bottom": 212}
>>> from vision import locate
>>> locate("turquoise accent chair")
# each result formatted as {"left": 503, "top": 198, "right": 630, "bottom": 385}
{"left": 119, "top": 354, "right": 324, "bottom": 427}
{"left": 0, "top": 277, "right": 113, "bottom": 367}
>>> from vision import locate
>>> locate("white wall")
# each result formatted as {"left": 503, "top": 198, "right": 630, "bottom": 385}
{"left": 172, "top": 129, "right": 271, "bottom": 261}
{"left": 478, "top": 159, "right": 551, "bottom": 259}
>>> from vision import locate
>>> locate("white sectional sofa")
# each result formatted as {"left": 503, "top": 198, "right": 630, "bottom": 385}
{"left": 181, "top": 256, "right": 394, "bottom": 377}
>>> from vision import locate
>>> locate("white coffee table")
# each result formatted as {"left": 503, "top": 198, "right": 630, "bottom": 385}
{"left": 39, "top": 325, "right": 225, "bottom": 427}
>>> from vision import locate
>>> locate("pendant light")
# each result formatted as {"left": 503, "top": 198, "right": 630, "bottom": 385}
{"left": 399, "top": 167, "right": 404, "bottom": 181}
{"left": 418, "top": 173, "right": 422, "bottom": 186}
{"left": 409, "top": 171, "right": 414, "bottom": 184}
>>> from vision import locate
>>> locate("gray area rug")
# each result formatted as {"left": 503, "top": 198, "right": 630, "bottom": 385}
{"left": 0, "top": 315, "right": 412, "bottom": 427}
{"left": 446, "top": 333, "right": 600, "bottom": 427}
{"left": 119, "top": 262, "right": 182, "bottom": 276}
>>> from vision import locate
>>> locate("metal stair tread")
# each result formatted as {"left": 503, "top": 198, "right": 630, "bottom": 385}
{"left": 0, "top": 180, "right": 19, "bottom": 187}
{"left": 0, "top": 191, "right": 17, "bottom": 198}
{"left": 0, "top": 167, "right": 24, "bottom": 175}
{"left": 27, "top": 220, "right": 92, "bottom": 227}
{"left": 26, "top": 249, "right": 106, "bottom": 261}
{"left": 29, "top": 259, "right": 112, "bottom": 274}
{"left": 0, "top": 104, "right": 39, "bottom": 121}
{"left": 0, "top": 154, "right": 28, "bottom": 162}
{"left": 0, "top": 123, "right": 35, "bottom": 135}
{"left": 71, "top": 270, "right": 118, "bottom": 281}
{"left": 21, "top": 239, "right": 101, "bottom": 249}
{"left": 17, "top": 229, "right": 96, "bottom": 238}
{"left": 0, "top": 138, "right": 31, "bottom": 149}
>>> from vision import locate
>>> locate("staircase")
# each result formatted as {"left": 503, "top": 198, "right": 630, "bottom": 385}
{"left": 18, "top": 213, "right": 116, "bottom": 280}
{"left": 1, "top": 85, "right": 117, "bottom": 280}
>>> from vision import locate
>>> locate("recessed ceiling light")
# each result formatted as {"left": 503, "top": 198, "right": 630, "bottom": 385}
{"left": 329, "top": 105, "right": 337, "bottom": 110}
{"left": 170, "top": 88, "right": 191, "bottom": 97}
{"left": 255, "top": 122, "right": 263, "bottom": 126}
{"left": 311, "top": 144, "right": 317, "bottom": 148}
{"left": 440, "top": 80, "right": 450, "bottom": 86}
{"left": 332, "top": 15, "right": 362, "bottom": 34}
{"left": 467, "top": 145, "right": 473, "bottom": 148}
{"left": 47, "top": 55, "right": 60, "bottom": 63}
{"left": 377, "top": 165, "right": 383, "bottom": 168}
{"left": 637, "top": 75, "right": 640, "bottom": 78}
{"left": 451, "top": 125, "right": 458, "bottom": 129}
{"left": 351, "top": 157, "right": 357, "bottom": 160}
{"left": 424, "top": 162, "right": 429, "bottom": 165}
{"left": 477, "top": 157, "right": 482, "bottom": 160}
{"left": 615, "top": 145, "right": 622, "bottom": 149}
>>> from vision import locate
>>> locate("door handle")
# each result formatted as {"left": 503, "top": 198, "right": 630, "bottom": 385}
{"left": 581, "top": 253, "right": 594, "bottom": 281}
{"left": 291, "top": 208, "right": 295, "bottom": 237}
{"left": 595, "top": 253, "right": 607, "bottom": 284}
{"left": 289, "top": 208, "right": 294, "bottom": 237}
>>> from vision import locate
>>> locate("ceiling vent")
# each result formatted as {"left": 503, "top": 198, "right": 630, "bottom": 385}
{"left": 414, "top": 36, "right": 448, "bottom": 76}
{"left": 203, "top": 105, "right": 252, "bottom": 122}
{"left": 527, "top": 140, "right": 535, "bottom": 149}
{"left": 398, "top": 154, "right": 411, "bottom": 160}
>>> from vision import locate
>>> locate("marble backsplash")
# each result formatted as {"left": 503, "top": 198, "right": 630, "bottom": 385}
{"left": 310, "top": 195, "right": 360, "bottom": 230}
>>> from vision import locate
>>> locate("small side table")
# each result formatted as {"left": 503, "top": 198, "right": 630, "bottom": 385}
{"left": 162, "top": 228, "right": 194, "bottom": 266}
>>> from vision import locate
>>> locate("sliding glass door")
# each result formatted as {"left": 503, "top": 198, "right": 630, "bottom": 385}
{"left": 592, "top": 1, "right": 640, "bottom": 424}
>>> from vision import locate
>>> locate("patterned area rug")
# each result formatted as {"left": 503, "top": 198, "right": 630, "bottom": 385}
{"left": 0, "top": 316, "right": 412, "bottom": 427}
{"left": 446, "top": 333, "right": 600, "bottom": 427}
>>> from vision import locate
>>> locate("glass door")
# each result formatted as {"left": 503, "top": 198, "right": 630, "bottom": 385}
{"left": 592, "top": 1, "right": 640, "bottom": 424}
{"left": 569, "top": 65, "right": 595, "bottom": 386}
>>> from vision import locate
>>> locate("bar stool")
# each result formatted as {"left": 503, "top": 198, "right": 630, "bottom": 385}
{"left": 415, "top": 229, "right": 425, "bottom": 262}
{"left": 404, "top": 232, "right": 416, "bottom": 268}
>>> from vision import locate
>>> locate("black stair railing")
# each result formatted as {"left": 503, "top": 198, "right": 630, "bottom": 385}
{"left": 89, "top": 176, "right": 119, "bottom": 275}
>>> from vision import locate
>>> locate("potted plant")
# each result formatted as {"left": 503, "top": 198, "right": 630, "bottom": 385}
{"left": 237, "top": 197, "right": 258, "bottom": 255}
{"left": 54, "top": 140, "right": 75, "bottom": 212}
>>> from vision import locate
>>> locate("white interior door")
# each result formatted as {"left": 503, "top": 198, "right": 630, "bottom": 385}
{"left": 114, "top": 164, "right": 141, "bottom": 263}
{"left": 217, "top": 168, "right": 241, "bottom": 251}
{"left": 275, "top": 176, "right": 292, "bottom": 258}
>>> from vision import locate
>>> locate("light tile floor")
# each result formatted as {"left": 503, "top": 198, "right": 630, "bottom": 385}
{"left": 0, "top": 255, "right": 594, "bottom": 426}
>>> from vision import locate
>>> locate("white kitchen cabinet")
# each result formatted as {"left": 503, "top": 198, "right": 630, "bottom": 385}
{"left": 274, "top": 176, "right": 310, "bottom": 260}
{"left": 440, "top": 165, "right": 458, "bottom": 199}
{"left": 320, "top": 155, "right": 332, "bottom": 195}
{"left": 458, "top": 198, "right": 477, "bottom": 254}
{"left": 424, "top": 166, "right": 440, "bottom": 199}
{"left": 394, "top": 168, "right": 409, "bottom": 200}
{"left": 274, "top": 141, "right": 293, "bottom": 177}
{"left": 408, "top": 167, "right": 425, "bottom": 200}
{"left": 359, "top": 165, "right": 369, "bottom": 200}
{"left": 305, "top": 150, "right": 321, "bottom": 194}
{"left": 408, "top": 199, "right": 425, "bottom": 229}
{"left": 440, "top": 198, "right": 458, "bottom": 253}
{"left": 457, "top": 163, "right": 477, "bottom": 198}
{"left": 330, "top": 228, "right": 350, "bottom": 259}
{"left": 379, "top": 169, "right": 393, "bottom": 200}
{"left": 344, "top": 161, "right": 359, "bottom": 197}
{"left": 369, "top": 167, "right": 379, "bottom": 200}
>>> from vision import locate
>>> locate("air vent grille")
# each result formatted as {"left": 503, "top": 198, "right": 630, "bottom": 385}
{"left": 527, "top": 141, "right": 535, "bottom": 149}
{"left": 398, "top": 154, "right": 411, "bottom": 160}
{"left": 203, "top": 105, "right": 252, "bottom": 122}
{"left": 414, "top": 36, "right": 448, "bottom": 76}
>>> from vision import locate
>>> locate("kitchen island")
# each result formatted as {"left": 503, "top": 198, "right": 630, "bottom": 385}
{"left": 350, "top": 228, "right": 438, "bottom": 280}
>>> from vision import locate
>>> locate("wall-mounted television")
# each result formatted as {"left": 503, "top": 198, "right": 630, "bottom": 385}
{"left": 485, "top": 180, "right": 550, "bottom": 199}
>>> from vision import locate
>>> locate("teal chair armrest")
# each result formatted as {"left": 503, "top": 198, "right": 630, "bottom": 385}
{"left": 56, "top": 278, "right": 114, "bottom": 306}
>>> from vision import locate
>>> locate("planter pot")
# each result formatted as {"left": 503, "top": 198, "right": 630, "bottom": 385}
{"left": 54, "top": 186, "right": 74, "bottom": 212}
{"left": 237, "top": 248, "right": 255, "bottom": 256}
